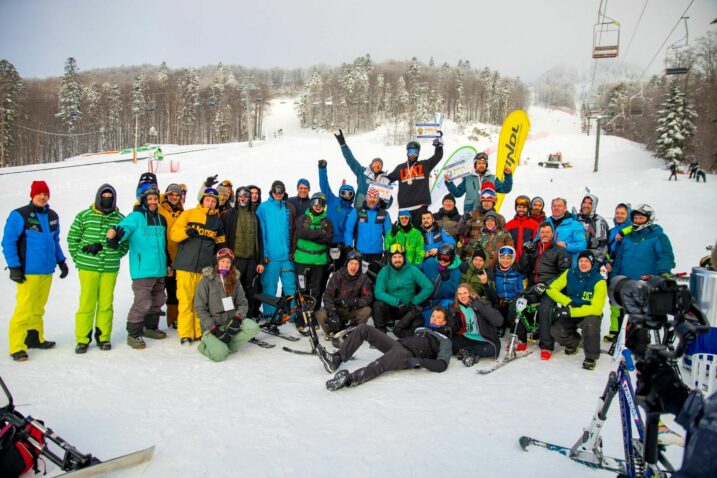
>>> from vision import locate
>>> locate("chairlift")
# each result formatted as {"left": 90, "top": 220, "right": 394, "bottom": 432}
{"left": 592, "top": 1, "right": 620, "bottom": 59}
{"left": 665, "top": 17, "right": 690, "bottom": 75}
{"left": 207, "top": 97, "right": 216, "bottom": 107}
{"left": 628, "top": 87, "right": 645, "bottom": 117}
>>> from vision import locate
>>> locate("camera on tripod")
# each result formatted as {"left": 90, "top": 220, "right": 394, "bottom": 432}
{"left": 609, "top": 275, "right": 692, "bottom": 321}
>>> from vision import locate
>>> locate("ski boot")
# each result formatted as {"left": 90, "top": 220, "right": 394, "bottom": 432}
{"left": 98, "top": 341, "right": 112, "bottom": 351}
{"left": 25, "top": 330, "right": 56, "bottom": 349}
{"left": 326, "top": 370, "right": 351, "bottom": 391}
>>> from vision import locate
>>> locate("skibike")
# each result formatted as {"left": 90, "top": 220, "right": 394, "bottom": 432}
{"left": 519, "top": 283, "right": 709, "bottom": 478}
{"left": 477, "top": 284, "right": 544, "bottom": 374}
{"left": 0, "top": 376, "right": 154, "bottom": 477}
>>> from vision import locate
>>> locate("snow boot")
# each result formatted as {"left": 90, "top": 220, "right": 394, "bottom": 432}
{"left": 459, "top": 349, "right": 479, "bottom": 367}
{"left": 317, "top": 345, "right": 342, "bottom": 373}
{"left": 602, "top": 331, "right": 618, "bottom": 343}
{"left": 540, "top": 349, "right": 552, "bottom": 361}
{"left": 98, "top": 341, "right": 112, "bottom": 351}
{"left": 180, "top": 337, "right": 193, "bottom": 346}
{"left": 565, "top": 338, "right": 583, "bottom": 356}
{"left": 127, "top": 335, "right": 146, "bottom": 350}
{"left": 143, "top": 327, "right": 167, "bottom": 340}
{"left": 11, "top": 351, "right": 28, "bottom": 362}
{"left": 582, "top": 358, "right": 597, "bottom": 370}
{"left": 25, "top": 330, "right": 55, "bottom": 349}
{"left": 326, "top": 370, "right": 351, "bottom": 391}
{"left": 75, "top": 343, "right": 89, "bottom": 354}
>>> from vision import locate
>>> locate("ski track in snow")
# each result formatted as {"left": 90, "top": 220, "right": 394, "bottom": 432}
{"left": 0, "top": 100, "right": 713, "bottom": 477}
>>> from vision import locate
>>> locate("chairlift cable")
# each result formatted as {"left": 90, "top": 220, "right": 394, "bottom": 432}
{"left": 618, "top": 0, "right": 649, "bottom": 71}
{"left": 13, "top": 123, "right": 100, "bottom": 137}
{"left": 638, "top": 0, "right": 694, "bottom": 81}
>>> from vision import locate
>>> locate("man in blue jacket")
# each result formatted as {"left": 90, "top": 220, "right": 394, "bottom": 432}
{"left": 334, "top": 129, "right": 392, "bottom": 209}
{"left": 318, "top": 159, "right": 355, "bottom": 264}
{"left": 343, "top": 186, "right": 391, "bottom": 266}
{"left": 612, "top": 204, "right": 674, "bottom": 280}
{"left": 445, "top": 152, "right": 513, "bottom": 214}
{"left": 256, "top": 180, "right": 297, "bottom": 318}
{"left": 418, "top": 210, "right": 456, "bottom": 261}
{"left": 546, "top": 197, "right": 587, "bottom": 267}
{"left": 2, "top": 181, "right": 68, "bottom": 361}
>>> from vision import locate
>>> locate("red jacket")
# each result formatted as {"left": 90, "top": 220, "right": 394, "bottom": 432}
{"left": 505, "top": 215, "right": 539, "bottom": 262}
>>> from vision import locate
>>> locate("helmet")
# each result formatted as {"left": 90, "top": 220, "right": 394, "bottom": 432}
{"left": 346, "top": 249, "right": 364, "bottom": 264}
{"left": 200, "top": 188, "right": 220, "bottom": 204}
{"left": 437, "top": 243, "right": 456, "bottom": 263}
{"left": 136, "top": 182, "right": 160, "bottom": 204}
{"left": 631, "top": 203, "right": 655, "bottom": 231}
{"left": 406, "top": 140, "right": 421, "bottom": 152}
{"left": 310, "top": 192, "right": 327, "bottom": 209}
{"left": 515, "top": 195, "right": 531, "bottom": 209}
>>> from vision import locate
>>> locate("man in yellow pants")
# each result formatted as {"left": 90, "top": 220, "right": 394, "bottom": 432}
{"left": 2, "top": 181, "right": 69, "bottom": 361}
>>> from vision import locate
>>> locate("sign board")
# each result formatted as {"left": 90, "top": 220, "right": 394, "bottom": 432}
{"left": 443, "top": 159, "right": 473, "bottom": 181}
{"left": 369, "top": 182, "right": 393, "bottom": 202}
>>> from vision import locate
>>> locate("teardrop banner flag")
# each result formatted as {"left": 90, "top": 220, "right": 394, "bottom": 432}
{"left": 495, "top": 110, "right": 530, "bottom": 212}
{"left": 429, "top": 145, "right": 478, "bottom": 208}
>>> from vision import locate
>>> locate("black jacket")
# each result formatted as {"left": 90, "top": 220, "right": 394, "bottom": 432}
{"left": 387, "top": 145, "right": 444, "bottom": 209}
{"left": 287, "top": 196, "right": 311, "bottom": 220}
{"left": 322, "top": 267, "right": 373, "bottom": 310}
{"left": 518, "top": 241, "right": 571, "bottom": 286}
{"left": 399, "top": 327, "right": 453, "bottom": 372}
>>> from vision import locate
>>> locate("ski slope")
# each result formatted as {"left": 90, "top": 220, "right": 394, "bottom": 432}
{"left": 0, "top": 101, "right": 715, "bottom": 477}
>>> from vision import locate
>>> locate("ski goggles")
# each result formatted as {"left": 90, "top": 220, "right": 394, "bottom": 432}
{"left": 407, "top": 148, "right": 419, "bottom": 156}
{"left": 388, "top": 243, "right": 405, "bottom": 254}
{"left": 339, "top": 189, "right": 355, "bottom": 201}
{"left": 271, "top": 185, "right": 285, "bottom": 195}
{"left": 216, "top": 248, "right": 235, "bottom": 261}
{"left": 515, "top": 197, "right": 530, "bottom": 207}
{"left": 499, "top": 246, "right": 516, "bottom": 257}
{"left": 438, "top": 254, "right": 453, "bottom": 263}
{"left": 220, "top": 180, "right": 233, "bottom": 188}
{"left": 310, "top": 196, "right": 327, "bottom": 208}
{"left": 236, "top": 187, "right": 250, "bottom": 199}
{"left": 346, "top": 250, "right": 363, "bottom": 263}
{"left": 202, "top": 188, "right": 220, "bottom": 200}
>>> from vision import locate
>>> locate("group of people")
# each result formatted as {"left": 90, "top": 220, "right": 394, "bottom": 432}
{"left": 668, "top": 159, "right": 707, "bottom": 182}
{"left": 3, "top": 130, "right": 676, "bottom": 394}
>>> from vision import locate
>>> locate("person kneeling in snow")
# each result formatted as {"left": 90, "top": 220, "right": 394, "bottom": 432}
{"left": 318, "top": 307, "right": 453, "bottom": 391}
{"left": 194, "top": 248, "right": 259, "bottom": 362}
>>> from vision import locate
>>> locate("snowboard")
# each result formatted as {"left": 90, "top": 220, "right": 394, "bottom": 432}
{"left": 57, "top": 445, "right": 155, "bottom": 477}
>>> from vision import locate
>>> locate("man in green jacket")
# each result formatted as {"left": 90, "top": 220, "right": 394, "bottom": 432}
{"left": 385, "top": 210, "right": 425, "bottom": 265}
{"left": 373, "top": 243, "right": 434, "bottom": 337}
{"left": 67, "top": 184, "right": 128, "bottom": 353}
{"left": 293, "top": 193, "right": 334, "bottom": 331}
{"left": 546, "top": 250, "right": 606, "bottom": 370}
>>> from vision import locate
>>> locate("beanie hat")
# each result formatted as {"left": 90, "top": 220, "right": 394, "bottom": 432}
{"left": 484, "top": 211, "right": 499, "bottom": 223}
{"left": 480, "top": 188, "right": 497, "bottom": 203}
{"left": 297, "top": 178, "right": 310, "bottom": 189}
{"left": 472, "top": 249, "right": 487, "bottom": 261}
{"left": 370, "top": 158, "right": 384, "bottom": 169}
{"left": 442, "top": 193, "right": 456, "bottom": 205}
{"left": 398, "top": 210, "right": 411, "bottom": 219}
{"left": 531, "top": 196, "right": 544, "bottom": 208}
{"left": 578, "top": 250, "right": 595, "bottom": 265}
{"left": 30, "top": 180, "right": 50, "bottom": 198}
{"left": 165, "top": 183, "right": 182, "bottom": 195}
{"left": 366, "top": 186, "right": 380, "bottom": 199}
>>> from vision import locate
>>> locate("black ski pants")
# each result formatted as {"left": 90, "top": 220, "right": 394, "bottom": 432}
{"left": 452, "top": 335, "right": 499, "bottom": 359}
{"left": 338, "top": 324, "right": 412, "bottom": 386}
{"left": 538, "top": 294, "right": 556, "bottom": 351}
{"left": 372, "top": 301, "right": 422, "bottom": 336}
{"left": 234, "top": 257, "right": 259, "bottom": 318}
{"left": 550, "top": 314, "right": 601, "bottom": 360}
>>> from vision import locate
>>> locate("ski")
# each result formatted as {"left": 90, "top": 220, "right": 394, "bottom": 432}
{"left": 57, "top": 446, "right": 155, "bottom": 477}
{"left": 477, "top": 350, "right": 533, "bottom": 374}
{"left": 259, "top": 325, "right": 300, "bottom": 342}
{"left": 282, "top": 346, "right": 316, "bottom": 355}
{"left": 249, "top": 338, "right": 276, "bottom": 349}
{"left": 519, "top": 436, "right": 626, "bottom": 475}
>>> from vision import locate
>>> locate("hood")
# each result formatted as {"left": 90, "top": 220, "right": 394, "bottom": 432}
{"left": 613, "top": 203, "right": 632, "bottom": 227}
{"left": 247, "top": 184, "right": 262, "bottom": 204}
{"left": 581, "top": 194, "right": 599, "bottom": 218}
{"left": 338, "top": 183, "right": 356, "bottom": 205}
{"left": 95, "top": 183, "right": 117, "bottom": 214}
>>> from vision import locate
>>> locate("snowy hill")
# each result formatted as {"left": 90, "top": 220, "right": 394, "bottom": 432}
{"left": 0, "top": 101, "right": 714, "bottom": 477}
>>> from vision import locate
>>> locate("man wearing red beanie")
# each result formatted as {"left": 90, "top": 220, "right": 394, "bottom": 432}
{"left": 1, "top": 180, "right": 68, "bottom": 361}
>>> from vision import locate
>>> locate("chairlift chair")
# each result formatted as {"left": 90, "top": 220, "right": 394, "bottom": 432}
{"left": 592, "top": 1, "right": 620, "bottom": 59}
{"left": 628, "top": 91, "right": 645, "bottom": 117}
{"left": 665, "top": 17, "right": 690, "bottom": 76}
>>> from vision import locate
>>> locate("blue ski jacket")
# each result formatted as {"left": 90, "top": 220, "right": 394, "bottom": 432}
{"left": 2, "top": 203, "right": 66, "bottom": 275}
{"left": 344, "top": 204, "right": 391, "bottom": 255}
{"left": 257, "top": 196, "right": 294, "bottom": 262}
{"left": 319, "top": 166, "right": 355, "bottom": 244}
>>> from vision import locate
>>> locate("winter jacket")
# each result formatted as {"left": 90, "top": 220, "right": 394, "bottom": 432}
{"left": 287, "top": 196, "right": 311, "bottom": 220}
{"left": 457, "top": 207, "right": 507, "bottom": 243}
{"left": 433, "top": 207, "right": 461, "bottom": 237}
{"left": 171, "top": 206, "right": 227, "bottom": 273}
{"left": 505, "top": 215, "right": 539, "bottom": 263}
{"left": 340, "top": 144, "right": 393, "bottom": 209}
{"left": 576, "top": 195, "right": 609, "bottom": 265}
{"left": 374, "top": 262, "right": 434, "bottom": 307}
{"left": 322, "top": 266, "right": 373, "bottom": 311}
{"left": 2, "top": 202, "right": 66, "bottom": 275}
{"left": 419, "top": 225, "right": 456, "bottom": 255}
{"left": 256, "top": 196, "right": 296, "bottom": 262}
{"left": 608, "top": 220, "right": 632, "bottom": 264}
{"left": 158, "top": 195, "right": 184, "bottom": 262}
{"left": 221, "top": 203, "right": 264, "bottom": 261}
{"left": 385, "top": 224, "right": 425, "bottom": 265}
{"left": 319, "top": 166, "right": 355, "bottom": 244}
{"left": 530, "top": 211, "right": 546, "bottom": 224}
{"left": 419, "top": 256, "right": 462, "bottom": 307}
{"left": 612, "top": 224, "right": 675, "bottom": 280}
{"left": 67, "top": 204, "right": 127, "bottom": 273}
{"left": 344, "top": 203, "right": 391, "bottom": 255}
{"left": 547, "top": 265, "right": 607, "bottom": 319}
{"left": 463, "top": 227, "right": 514, "bottom": 269}
{"left": 386, "top": 145, "right": 444, "bottom": 209}
{"left": 293, "top": 209, "right": 334, "bottom": 266}
{"left": 398, "top": 327, "right": 453, "bottom": 372}
{"left": 546, "top": 214, "right": 587, "bottom": 266}
{"left": 461, "top": 261, "right": 493, "bottom": 300}
{"left": 115, "top": 207, "right": 168, "bottom": 280}
{"left": 445, "top": 170, "right": 513, "bottom": 213}
{"left": 518, "top": 241, "right": 571, "bottom": 286}
{"left": 488, "top": 265, "right": 525, "bottom": 301}
{"left": 194, "top": 267, "right": 249, "bottom": 333}
{"left": 451, "top": 298, "right": 504, "bottom": 357}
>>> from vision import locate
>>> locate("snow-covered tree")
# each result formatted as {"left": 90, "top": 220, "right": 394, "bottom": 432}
{"left": 57, "top": 57, "right": 82, "bottom": 132}
{"left": 176, "top": 68, "right": 200, "bottom": 143}
{"left": 0, "top": 59, "right": 23, "bottom": 167}
{"left": 654, "top": 83, "right": 697, "bottom": 163}
{"left": 455, "top": 68, "right": 465, "bottom": 124}
{"left": 131, "top": 75, "right": 147, "bottom": 115}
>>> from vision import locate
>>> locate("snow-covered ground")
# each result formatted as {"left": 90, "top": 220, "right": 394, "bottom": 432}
{"left": 0, "top": 101, "right": 715, "bottom": 477}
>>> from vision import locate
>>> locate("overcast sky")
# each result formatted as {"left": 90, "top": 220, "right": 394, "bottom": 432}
{"left": 1, "top": 0, "right": 716, "bottom": 81}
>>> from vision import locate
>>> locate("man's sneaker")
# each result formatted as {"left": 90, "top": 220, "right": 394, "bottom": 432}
{"left": 582, "top": 358, "right": 597, "bottom": 370}
{"left": 540, "top": 349, "right": 552, "bottom": 361}
{"left": 317, "top": 345, "right": 342, "bottom": 373}
{"left": 11, "top": 351, "right": 28, "bottom": 362}
{"left": 143, "top": 327, "right": 167, "bottom": 340}
{"left": 516, "top": 342, "right": 528, "bottom": 352}
{"left": 98, "top": 341, "right": 111, "bottom": 351}
{"left": 180, "top": 338, "right": 193, "bottom": 346}
{"left": 127, "top": 335, "right": 146, "bottom": 350}
{"left": 326, "top": 370, "right": 350, "bottom": 391}
{"left": 461, "top": 350, "right": 479, "bottom": 367}
{"left": 603, "top": 332, "right": 618, "bottom": 343}
{"left": 565, "top": 338, "right": 584, "bottom": 356}
{"left": 75, "top": 343, "right": 89, "bottom": 354}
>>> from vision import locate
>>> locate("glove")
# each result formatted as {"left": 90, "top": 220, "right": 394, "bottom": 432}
{"left": 82, "top": 243, "right": 103, "bottom": 255}
{"left": 327, "top": 313, "right": 342, "bottom": 333}
{"left": 318, "top": 159, "right": 327, "bottom": 169}
{"left": 185, "top": 227, "right": 200, "bottom": 239}
{"left": 9, "top": 267, "right": 25, "bottom": 284}
{"left": 391, "top": 222, "right": 400, "bottom": 236}
{"left": 462, "top": 212, "right": 473, "bottom": 222}
{"left": 406, "top": 357, "right": 423, "bottom": 369}
{"left": 522, "top": 241, "right": 536, "bottom": 254}
{"left": 211, "top": 327, "right": 232, "bottom": 344}
{"left": 555, "top": 307, "right": 571, "bottom": 321}
{"left": 57, "top": 261, "right": 69, "bottom": 279}
{"left": 432, "top": 134, "right": 443, "bottom": 148}
{"left": 345, "top": 298, "right": 359, "bottom": 310}
{"left": 334, "top": 129, "right": 346, "bottom": 146}
{"left": 226, "top": 316, "right": 243, "bottom": 337}
{"left": 204, "top": 174, "right": 219, "bottom": 188}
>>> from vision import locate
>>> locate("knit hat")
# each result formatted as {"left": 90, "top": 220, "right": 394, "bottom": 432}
{"left": 398, "top": 210, "right": 411, "bottom": 219}
{"left": 484, "top": 211, "right": 499, "bottom": 224}
{"left": 531, "top": 196, "right": 544, "bottom": 209}
{"left": 578, "top": 250, "right": 595, "bottom": 265}
{"left": 30, "top": 180, "right": 50, "bottom": 198}
{"left": 366, "top": 186, "right": 380, "bottom": 199}
{"left": 472, "top": 249, "right": 487, "bottom": 261}
{"left": 165, "top": 183, "right": 182, "bottom": 195}
{"left": 442, "top": 193, "right": 456, "bottom": 205}
{"left": 480, "top": 188, "right": 497, "bottom": 203}
{"left": 370, "top": 158, "right": 384, "bottom": 169}
{"left": 297, "top": 178, "right": 310, "bottom": 189}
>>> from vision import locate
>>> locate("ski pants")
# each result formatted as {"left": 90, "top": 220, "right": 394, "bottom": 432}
{"left": 372, "top": 300, "right": 402, "bottom": 333}
{"left": 198, "top": 319, "right": 260, "bottom": 362}
{"left": 176, "top": 270, "right": 203, "bottom": 340}
{"left": 295, "top": 262, "right": 328, "bottom": 314}
{"left": 338, "top": 324, "right": 413, "bottom": 386}
{"left": 75, "top": 270, "right": 119, "bottom": 344}
{"left": 538, "top": 294, "right": 556, "bottom": 351}
{"left": 234, "top": 257, "right": 259, "bottom": 317}
{"left": 315, "top": 306, "right": 372, "bottom": 334}
{"left": 452, "top": 335, "right": 499, "bottom": 359}
{"left": 127, "top": 277, "right": 166, "bottom": 336}
{"left": 551, "top": 314, "right": 601, "bottom": 360}
{"left": 608, "top": 305, "right": 624, "bottom": 335}
{"left": 669, "top": 172, "right": 678, "bottom": 181}
{"left": 696, "top": 172, "right": 706, "bottom": 183}
{"left": 8, "top": 274, "right": 52, "bottom": 355}
{"left": 260, "top": 259, "right": 296, "bottom": 317}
